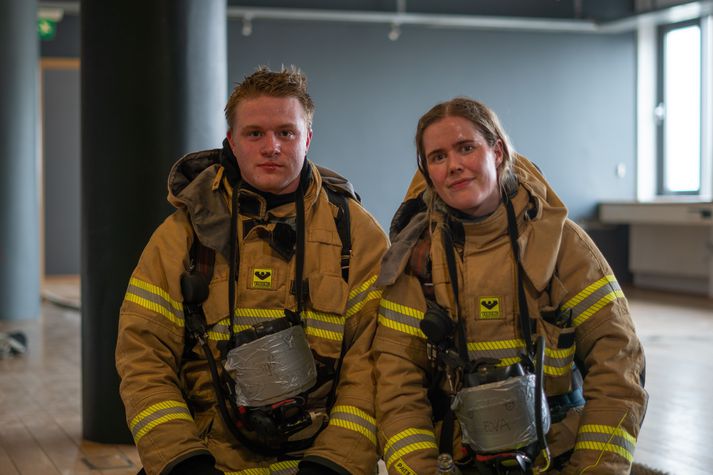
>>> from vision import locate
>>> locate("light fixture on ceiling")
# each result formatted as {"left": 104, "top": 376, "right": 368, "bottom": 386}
{"left": 388, "top": 22, "right": 401, "bottom": 41}
{"left": 242, "top": 16, "right": 253, "bottom": 36}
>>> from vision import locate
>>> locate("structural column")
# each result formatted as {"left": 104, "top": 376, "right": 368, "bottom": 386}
{"left": 81, "top": 0, "right": 226, "bottom": 443}
{"left": 0, "top": 0, "right": 40, "bottom": 322}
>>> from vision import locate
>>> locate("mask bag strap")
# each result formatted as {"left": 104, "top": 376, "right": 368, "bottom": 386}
{"left": 439, "top": 223, "right": 469, "bottom": 456}
{"left": 503, "top": 195, "right": 534, "bottom": 357}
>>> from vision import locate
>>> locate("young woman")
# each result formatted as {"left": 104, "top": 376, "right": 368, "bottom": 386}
{"left": 374, "top": 98, "right": 647, "bottom": 474}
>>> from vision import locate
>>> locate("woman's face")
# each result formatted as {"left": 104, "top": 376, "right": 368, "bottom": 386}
{"left": 423, "top": 115, "right": 503, "bottom": 217}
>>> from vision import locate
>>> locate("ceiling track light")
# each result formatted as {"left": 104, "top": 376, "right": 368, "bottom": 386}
{"left": 242, "top": 16, "right": 253, "bottom": 36}
{"left": 388, "top": 22, "right": 401, "bottom": 41}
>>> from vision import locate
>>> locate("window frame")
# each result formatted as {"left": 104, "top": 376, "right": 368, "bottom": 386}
{"left": 656, "top": 19, "right": 703, "bottom": 196}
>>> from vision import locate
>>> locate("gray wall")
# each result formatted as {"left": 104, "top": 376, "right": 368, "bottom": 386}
{"left": 227, "top": 21, "right": 637, "bottom": 228}
{"left": 42, "top": 15, "right": 637, "bottom": 236}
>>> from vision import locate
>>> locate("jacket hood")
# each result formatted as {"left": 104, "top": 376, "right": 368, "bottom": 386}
{"left": 377, "top": 155, "right": 568, "bottom": 290}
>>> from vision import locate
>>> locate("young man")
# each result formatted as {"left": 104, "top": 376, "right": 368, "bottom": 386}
{"left": 116, "top": 66, "right": 387, "bottom": 475}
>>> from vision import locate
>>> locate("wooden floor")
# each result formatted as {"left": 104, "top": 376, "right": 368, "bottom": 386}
{"left": 0, "top": 281, "right": 711, "bottom": 474}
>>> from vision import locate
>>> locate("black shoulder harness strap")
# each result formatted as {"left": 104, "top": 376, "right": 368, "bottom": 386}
{"left": 182, "top": 182, "right": 355, "bottom": 377}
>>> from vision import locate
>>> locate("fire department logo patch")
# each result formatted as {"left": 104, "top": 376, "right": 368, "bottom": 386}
{"left": 479, "top": 296, "right": 501, "bottom": 319}
{"left": 252, "top": 268, "right": 272, "bottom": 289}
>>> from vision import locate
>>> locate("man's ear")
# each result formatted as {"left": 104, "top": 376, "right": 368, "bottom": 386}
{"left": 305, "top": 129, "right": 313, "bottom": 152}
{"left": 226, "top": 129, "right": 235, "bottom": 149}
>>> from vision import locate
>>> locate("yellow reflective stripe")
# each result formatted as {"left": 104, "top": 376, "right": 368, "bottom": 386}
{"left": 572, "top": 290, "right": 625, "bottom": 327}
{"left": 235, "top": 308, "right": 284, "bottom": 318}
{"left": 302, "top": 310, "right": 343, "bottom": 325}
{"left": 380, "top": 299, "right": 424, "bottom": 318}
{"left": 224, "top": 460, "right": 299, "bottom": 475}
{"left": 124, "top": 292, "right": 184, "bottom": 327}
{"left": 384, "top": 428, "right": 434, "bottom": 454}
{"left": 579, "top": 425, "right": 636, "bottom": 445}
{"left": 129, "top": 400, "right": 193, "bottom": 443}
{"left": 562, "top": 275, "right": 618, "bottom": 310}
{"left": 129, "top": 277, "right": 183, "bottom": 311}
{"left": 349, "top": 275, "right": 378, "bottom": 300}
{"left": 305, "top": 325, "right": 341, "bottom": 341}
{"left": 331, "top": 419, "right": 377, "bottom": 446}
{"left": 544, "top": 365, "right": 571, "bottom": 376}
{"left": 330, "top": 405, "right": 377, "bottom": 445}
{"left": 332, "top": 404, "right": 376, "bottom": 425}
{"left": 574, "top": 441, "right": 634, "bottom": 463}
{"left": 207, "top": 330, "right": 230, "bottom": 341}
{"left": 386, "top": 441, "right": 438, "bottom": 469}
{"left": 496, "top": 356, "right": 521, "bottom": 367}
{"left": 346, "top": 289, "right": 382, "bottom": 317}
{"left": 468, "top": 339, "right": 525, "bottom": 351}
{"left": 546, "top": 345, "right": 576, "bottom": 359}
{"left": 129, "top": 400, "right": 188, "bottom": 429}
{"left": 133, "top": 412, "right": 193, "bottom": 443}
{"left": 226, "top": 470, "right": 268, "bottom": 475}
{"left": 378, "top": 314, "right": 426, "bottom": 338}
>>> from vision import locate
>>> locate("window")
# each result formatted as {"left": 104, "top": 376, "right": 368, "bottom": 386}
{"left": 657, "top": 20, "right": 702, "bottom": 195}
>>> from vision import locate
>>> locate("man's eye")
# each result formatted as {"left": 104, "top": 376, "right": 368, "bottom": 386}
{"left": 460, "top": 144, "right": 474, "bottom": 153}
{"left": 246, "top": 130, "right": 262, "bottom": 137}
{"left": 279, "top": 130, "right": 295, "bottom": 138}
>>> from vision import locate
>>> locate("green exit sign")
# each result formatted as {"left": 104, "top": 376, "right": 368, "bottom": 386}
{"left": 38, "top": 18, "right": 57, "bottom": 41}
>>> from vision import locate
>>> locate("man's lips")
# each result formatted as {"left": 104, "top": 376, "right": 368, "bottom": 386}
{"left": 257, "top": 163, "right": 282, "bottom": 170}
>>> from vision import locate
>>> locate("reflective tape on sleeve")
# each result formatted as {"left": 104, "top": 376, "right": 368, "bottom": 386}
{"left": 378, "top": 299, "right": 426, "bottom": 339}
{"left": 329, "top": 405, "right": 377, "bottom": 446}
{"left": 129, "top": 400, "right": 193, "bottom": 443}
{"left": 125, "top": 277, "right": 184, "bottom": 327}
{"left": 383, "top": 428, "right": 437, "bottom": 470}
{"left": 575, "top": 423, "right": 636, "bottom": 463}
{"left": 562, "top": 275, "right": 625, "bottom": 327}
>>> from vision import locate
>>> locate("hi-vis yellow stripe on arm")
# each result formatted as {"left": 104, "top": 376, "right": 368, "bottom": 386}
{"left": 384, "top": 428, "right": 437, "bottom": 469}
{"left": 329, "top": 405, "right": 377, "bottom": 446}
{"left": 575, "top": 423, "right": 636, "bottom": 463}
{"left": 129, "top": 400, "right": 193, "bottom": 443}
{"left": 562, "top": 275, "right": 625, "bottom": 327}
{"left": 125, "top": 277, "right": 184, "bottom": 327}
{"left": 346, "top": 275, "right": 382, "bottom": 317}
{"left": 378, "top": 299, "right": 426, "bottom": 338}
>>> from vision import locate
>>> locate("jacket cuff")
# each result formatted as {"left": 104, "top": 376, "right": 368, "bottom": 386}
{"left": 299, "top": 456, "right": 350, "bottom": 475}
{"left": 160, "top": 449, "right": 213, "bottom": 475}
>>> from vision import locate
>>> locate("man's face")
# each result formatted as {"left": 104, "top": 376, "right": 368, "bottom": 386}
{"left": 227, "top": 95, "right": 312, "bottom": 195}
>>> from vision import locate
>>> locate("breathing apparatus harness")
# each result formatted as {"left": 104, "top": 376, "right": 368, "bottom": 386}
{"left": 420, "top": 193, "right": 552, "bottom": 475}
{"left": 180, "top": 162, "right": 355, "bottom": 456}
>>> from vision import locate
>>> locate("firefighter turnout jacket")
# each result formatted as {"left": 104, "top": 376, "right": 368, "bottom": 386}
{"left": 116, "top": 148, "right": 388, "bottom": 475}
{"left": 374, "top": 156, "right": 647, "bottom": 474}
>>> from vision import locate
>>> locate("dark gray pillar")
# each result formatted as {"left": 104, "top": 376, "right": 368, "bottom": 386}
{"left": 81, "top": 0, "right": 226, "bottom": 443}
{"left": 0, "top": 0, "right": 40, "bottom": 321}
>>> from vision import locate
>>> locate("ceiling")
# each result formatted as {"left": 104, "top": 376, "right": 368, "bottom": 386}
{"left": 225, "top": 0, "right": 696, "bottom": 22}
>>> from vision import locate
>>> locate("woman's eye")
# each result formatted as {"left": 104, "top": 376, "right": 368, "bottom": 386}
{"left": 461, "top": 144, "right": 474, "bottom": 153}
{"left": 428, "top": 153, "right": 445, "bottom": 163}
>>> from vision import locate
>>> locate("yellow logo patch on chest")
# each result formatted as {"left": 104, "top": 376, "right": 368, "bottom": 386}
{"left": 252, "top": 268, "right": 273, "bottom": 289}
{"left": 479, "top": 296, "right": 501, "bottom": 319}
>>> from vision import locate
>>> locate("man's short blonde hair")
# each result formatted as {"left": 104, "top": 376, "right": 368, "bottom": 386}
{"left": 224, "top": 65, "right": 315, "bottom": 131}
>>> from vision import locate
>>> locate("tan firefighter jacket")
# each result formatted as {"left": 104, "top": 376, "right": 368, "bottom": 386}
{"left": 374, "top": 156, "right": 647, "bottom": 475}
{"left": 116, "top": 149, "right": 388, "bottom": 475}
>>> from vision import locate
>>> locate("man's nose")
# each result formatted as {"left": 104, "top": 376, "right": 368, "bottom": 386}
{"left": 261, "top": 133, "right": 280, "bottom": 156}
